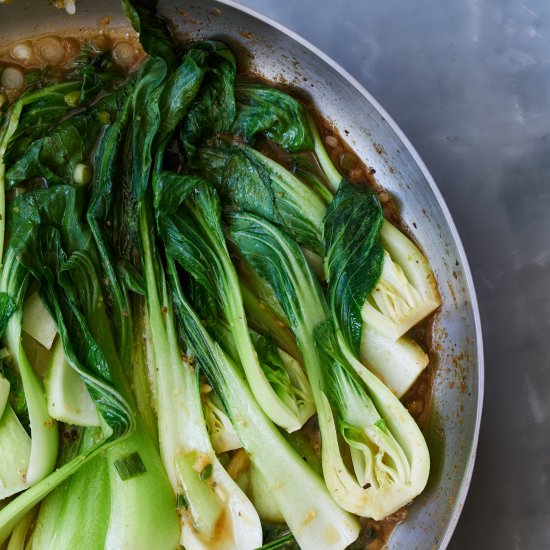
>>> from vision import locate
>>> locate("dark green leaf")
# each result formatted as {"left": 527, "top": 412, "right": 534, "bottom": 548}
{"left": 3, "top": 81, "right": 82, "bottom": 168}
{"left": 323, "top": 180, "right": 384, "bottom": 352}
{"left": 227, "top": 211, "right": 327, "bottom": 333}
{"left": 190, "top": 144, "right": 325, "bottom": 253}
{"left": 154, "top": 172, "right": 221, "bottom": 298}
{"left": 67, "top": 46, "right": 126, "bottom": 102}
{"left": 1, "top": 360, "right": 29, "bottom": 431}
{"left": 129, "top": 57, "right": 171, "bottom": 201}
{"left": 87, "top": 83, "right": 136, "bottom": 367}
{"left": 120, "top": 0, "right": 177, "bottom": 70}
{"left": 155, "top": 49, "right": 208, "bottom": 149}
{"left": 313, "top": 319, "right": 370, "bottom": 413}
{"left": 6, "top": 91, "right": 125, "bottom": 189}
{"left": 232, "top": 80, "right": 313, "bottom": 152}
{"left": 180, "top": 41, "right": 236, "bottom": 156}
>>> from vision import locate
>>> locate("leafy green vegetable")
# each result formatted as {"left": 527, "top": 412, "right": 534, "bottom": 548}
{"left": 0, "top": 81, "right": 85, "bottom": 267}
{"left": 359, "top": 325, "right": 429, "bottom": 398}
{"left": 5, "top": 90, "right": 125, "bottom": 189}
{"left": 2, "top": 82, "right": 82, "bottom": 169}
{"left": 232, "top": 80, "right": 313, "bottom": 152}
{"left": 323, "top": 180, "right": 384, "bottom": 353}
{"left": 1, "top": 185, "right": 179, "bottom": 549}
{"left": 87, "top": 83, "right": 136, "bottom": 369}
{"left": 120, "top": 0, "right": 177, "bottom": 69}
{"left": 0, "top": 2, "right": 439, "bottom": 543}
{"left": 67, "top": 46, "right": 126, "bottom": 102}
{"left": 8, "top": 186, "right": 131, "bottom": 436}
{"left": 167, "top": 257, "right": 360, "bottom": 550}
{"left": 0, "top": 247, "right": 58, "bottom": 499}
{"left": 155, "top": 172, "right": 312, "bottom": 431}
{"left": 31, "top": 429, "right": 111, "bottom": 550}
{"left": 229, "top": 211, "right": 430, "bottom": 520}
{"left": 0, "top": 293, "right": 16, "bottom": 338}
{"left": 190, "top": 143, "right": 326, "bottom": 253}
{"left": 139, "top": 198, "right": 263, "bottom": 548}
{"left": 120, "top": 6, "right": 263, "bottom": 540}
{"left": 180, "top": 41, "right": 236, "bottom": 157}
{"left": 254, "top": 333, "right": 314, "bottom": 424}
{"left": 239, "top": 281, "right": 301, "bottom": 361}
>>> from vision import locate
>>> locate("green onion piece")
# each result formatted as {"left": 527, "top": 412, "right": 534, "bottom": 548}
{"left": 73, "top": 163, "right": 92, "bottom": 186}
{"left": 113, "top": 452, "right": 147, "bottom": 481}
{"left": 0, "top": 93, "right": 7, "bottom": 109}
{"left": 64, "top": 91, "right": 81, "bottom": 107}
{"left": 199, "top": 462, "right": 213, "bottom": 481}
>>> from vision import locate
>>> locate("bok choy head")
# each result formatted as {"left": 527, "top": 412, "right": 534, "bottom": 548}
{"left": 154, "top": 171, "right": 314, "bottom": 432}
{"left": 167, "top": 258, "right": 360, "bottom": 550}
{"left": 227, "top": 81, "right": 441, "bottom": 342}
{"left": 229, "top": 211, "right": 430, "bottom": 520}
{"left": 120, "top": 5, "right": 264, "bottom": 544}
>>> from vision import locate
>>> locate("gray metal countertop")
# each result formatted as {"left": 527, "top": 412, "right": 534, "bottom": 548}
{"left": 234, "top": 1, "right": 550, "bottom": 548}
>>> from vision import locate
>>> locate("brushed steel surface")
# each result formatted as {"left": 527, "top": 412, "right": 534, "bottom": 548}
{"left": 0, "top": 2, "right": 484, "bottom": 549}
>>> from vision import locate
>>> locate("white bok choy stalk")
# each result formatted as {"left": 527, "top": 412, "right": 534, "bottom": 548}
{"left": 166, "top": 256, "right": 361, "bottom": 550}
{"left": 229, "top": 203, "right": 430, "bottom": 520}
{"left": 360, "top": 220, "right": 441, "bottom": 341}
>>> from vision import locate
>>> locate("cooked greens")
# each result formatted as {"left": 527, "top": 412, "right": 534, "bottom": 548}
{"left": 0, "top": 0, "right": 440, "bottom": 547}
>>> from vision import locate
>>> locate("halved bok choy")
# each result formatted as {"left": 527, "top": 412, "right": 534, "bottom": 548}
{"left": 139, "top": 202, "right": 262, "bottom": 550}
{"left": 0, "top": 185, "right": 179, "bottom": 548}
{"left": 225, "top": 81, "right": 440, "bottom": 377}
{"left": 166, "top": 256, "right": 360, "bottom": 550}
{"left": 154, "top": 172, "right": 315, "bottom": 432}
{"left": 229, "top": 209, "right": 430, "bottom": 520}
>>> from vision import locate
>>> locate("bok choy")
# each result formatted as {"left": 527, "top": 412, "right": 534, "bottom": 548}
{"left": 225, "top": 81, "right": 440, "bottom": 372}
{"left": 167, "top": 257, "right": 360, "bottom": 550}
{"left": 154, "top": 172, "right": 314, "bottom": 432}
{"left": 229, "top": 211, "right": 430, "bottom": 519}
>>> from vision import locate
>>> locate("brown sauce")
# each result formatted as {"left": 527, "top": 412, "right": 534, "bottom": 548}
{"left": 0, "top": 31, "right": 438, "bottom": 550}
